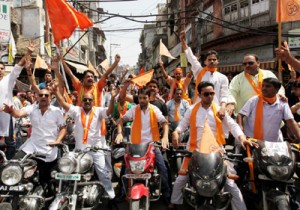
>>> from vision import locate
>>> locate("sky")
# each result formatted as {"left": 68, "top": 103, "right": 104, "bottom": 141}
{"left": 101, "top": 0, "right": 166, "bottom": 67}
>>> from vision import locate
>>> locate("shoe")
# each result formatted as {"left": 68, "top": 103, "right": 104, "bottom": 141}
{"left": 108, "top": 199, "right": 119, "bottom": 210}
{"left": 114, "top": 193, "right": 126, "bottom": 203}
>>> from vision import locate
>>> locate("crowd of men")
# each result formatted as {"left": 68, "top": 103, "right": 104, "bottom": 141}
{"left": 0, "top": 31, "right": 300, "bottom": 210}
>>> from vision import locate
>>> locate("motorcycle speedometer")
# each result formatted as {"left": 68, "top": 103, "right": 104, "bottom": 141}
{"left": 58, "top": 156, "right": 77, "bottom": 174}
{"left": 1, "top": 165, "right": 22, "bottom": 185}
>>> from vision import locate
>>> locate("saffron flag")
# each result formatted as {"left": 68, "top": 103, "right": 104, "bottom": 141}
{"left": 34, "top": 54, "right": 48, "bottom": 70}
{"left": 198, "top": 120, "right": 221, "bottom": 154}
{"left": 8, "top": 32, "right": 16, "bottom": 64}
{"left": 131, "top": 69, "right": 154, "bottom": 87}
{"left": 159, "top": 39, "right": 176, "bottom": 59}
{"left": 276, "top": 0, "right": 300, "bottom": 22}
{"left": 100, "top": 59, "right": 110, "bottom": 71}
{"left": 45, "top": 0, "right": 93, "bottom": 46}
{"left": 138, "top": 66, "right": 145, "bottom": 75}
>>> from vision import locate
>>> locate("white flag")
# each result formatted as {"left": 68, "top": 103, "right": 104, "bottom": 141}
{"left": 159, "top": 39, "right": 175, "bottom": 59}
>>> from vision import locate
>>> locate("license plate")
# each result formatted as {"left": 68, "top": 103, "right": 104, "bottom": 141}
{"left": 0, "top": 185, "right": 25, "bottom": 192}
{"left": 55, "top": 173, "right": 81, "bottom": 180}
{"left": 123, "top": 173, "right": 151, "bottom": 179}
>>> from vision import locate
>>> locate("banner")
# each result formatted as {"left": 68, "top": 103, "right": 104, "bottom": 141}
{"left": 180, "top": 52, "right": 187, "bottom": 67}
{"left": 44, "top": 42, "right": 52, "bottom": 58}
{"left": 0, "top": 2, "right": 10, "bottom": 43}
{"left": 8, "top": 32, "right": 16, "bottom": 64}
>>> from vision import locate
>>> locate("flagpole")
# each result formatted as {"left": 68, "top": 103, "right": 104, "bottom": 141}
{"left": 277, "top": 0, "right": 282, "bottom": 82}
{"left": 278, "top": 21, "right": 283, "bottom": 82}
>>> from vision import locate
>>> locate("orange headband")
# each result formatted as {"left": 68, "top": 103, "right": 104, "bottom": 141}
{"left": 174, "top": 68, "right": 183, "bottom": 74}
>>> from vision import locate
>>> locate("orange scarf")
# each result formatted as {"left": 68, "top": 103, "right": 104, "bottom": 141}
{"left": 64, "top": 88, "right": 73, "bottom": 104}
{"left": 174, "top": 102, "right": 180, "bottom": 122}
{"left": 81, "top": 108, "right": 95, "bottom": 144}
{"left": 118, "top": 102, "right": 128, "bottom": 118}
{"left": 193, "top": 67, "right": 218, "bottom": 103}
{"left": 244, "top": 69, "right": 263, "bottom": 95}
{"left": 254, "top": 95, "right": 277, "bottom": 140}
{"left": 189, "top": 102, "right": 225, "bottom": 151}
{"left": 131, "top": 105, "right": 160, "bottom": 144}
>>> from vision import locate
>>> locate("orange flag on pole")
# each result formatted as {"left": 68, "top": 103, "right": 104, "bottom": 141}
{"left": 34, "top": 54, "right": 48, "bottom": 70}
{"left": 276, "top": 0, "right": 300, "bottom": 22}
{"left": 131, "top": 69, "right": 154, "bottom": 87}
{"left": 45, "top": 0, "right": 93, "bottom": 46}
{"left": 198, "top": 120, "right": 221, "bottom": 154}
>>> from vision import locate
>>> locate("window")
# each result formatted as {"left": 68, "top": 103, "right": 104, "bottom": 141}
{"left": 225, "top": 7, "right": 231, "bottom": 14}
{"left": 240, "top": 1, "right": 249, "bottom": 8}
{"left": 231, "top": 4, "right": 237, "bottom": 12}
{"left": 252, "top": 0, "right": 259, "bottom": 4}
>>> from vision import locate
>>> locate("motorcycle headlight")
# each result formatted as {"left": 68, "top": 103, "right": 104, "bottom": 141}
{"left": 78, "top": 154, "right": 93, "bottom": 173}
{"left": 129, "top": 160, "right": 146, "bottom": 174}
{"left": 58, "top": 156, "right": 77, "bottom": 174}
{"left": 1, "top": 165, "right": 22, "bottom": 185}
{"left": 196, "top": 179, "right": 218, "bottom": 197}
{"left": 267, "top": 165, "right": 289, "bottom": 179}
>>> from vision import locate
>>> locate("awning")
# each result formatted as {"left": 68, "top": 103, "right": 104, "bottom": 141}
{"left": 65, "top": 61, "right": 88, "bottom": 74}
{"left": 218, "top": 60, "right": 276, "bottom": 73}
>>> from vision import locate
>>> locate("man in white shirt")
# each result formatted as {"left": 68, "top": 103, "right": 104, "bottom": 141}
{"left": 166, "top": 88, "right": 190, "bottom": 131}
{"left": 52, "top": 83, "right": 118, "bottom": 209}
{"left": 2, "top": 88, "right": 67, "bottom": 186}
{"left": 238, "top": 77, "right": 300, "bottom": 142}
{"left": 0, "top": 42, "right": 34, "bottom": 159}
{"left": 180, "top": 31, "right": 228, "bottom": 119}
{"left": 168, "top": 82, "right": 253, "bottom": 210}
{"left": 115, "top": 87, "right": 171, "bottom": 205}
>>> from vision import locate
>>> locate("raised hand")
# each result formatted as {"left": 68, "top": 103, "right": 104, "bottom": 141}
{"left": 1, "top": 104, "right": 13, "bottom": 114}
{"left": 115, "top": 54, "right": 121, "bottom": 63}
{"left": 27, "top": 40, "right": 36, "bottom": 53}
{"left": 179, "top": 31, "right": 186, "bottom": 42}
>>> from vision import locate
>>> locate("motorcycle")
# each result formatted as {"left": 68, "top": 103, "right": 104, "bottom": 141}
{"left": 174, "top": 149, "right": 242, "bottom": 210}
{"left": 122, "top": 142, "right": 161, "bottom": 210}
{"left": 243, "top": 140, "right": 296, "bottom": 210}
{"left": 49, "top": 144, "right": 110, "bottom": 210}
{"left": 0, "top": 150, "right": 47, "bottom": 210}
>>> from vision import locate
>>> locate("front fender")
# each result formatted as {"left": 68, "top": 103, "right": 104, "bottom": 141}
{"left": 49, "top": 195, "right": 68, "bottom": 210}
{"left": 130, "top": 184, "right": 149, "bottom": 200}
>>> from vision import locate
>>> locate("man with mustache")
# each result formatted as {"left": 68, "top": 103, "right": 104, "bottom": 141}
{"left": 1, "top": 88, "right": 67, "bottom": 187}
{"left": 52, "top": 83, "right": 118, "bottom": 209}
{"left": 62, "top": 54, "right": 120, "bottom": 107}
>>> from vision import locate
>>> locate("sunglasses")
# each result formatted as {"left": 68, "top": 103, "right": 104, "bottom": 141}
{"left": 203, "top": 92, "right": 215, "bottom": 97}
{"left": 242, "top": 61, "right": 255, "bottom": 66}
{"left": 39, "top": 93, "right": 49, "bottom": 98}
{"left": 83, "top": 98, "right": 93, "bottom": 102}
